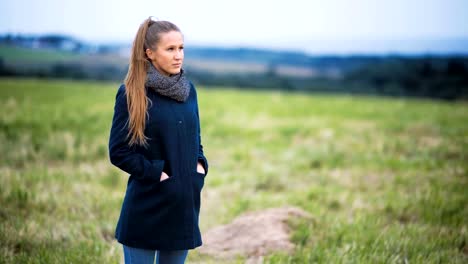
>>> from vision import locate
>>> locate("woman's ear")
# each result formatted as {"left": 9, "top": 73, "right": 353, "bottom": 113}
{"left": 145, "top": 48, "right": 153, "bottom": 60}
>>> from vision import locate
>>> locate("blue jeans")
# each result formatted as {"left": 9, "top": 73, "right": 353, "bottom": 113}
{"left": 123, "top": 245, "right": 188, "bottom": 264}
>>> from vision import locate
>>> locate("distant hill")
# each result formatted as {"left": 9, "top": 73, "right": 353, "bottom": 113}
{"left": 0, "top": 33, "right": 388, "bottom": 78}
{"left": 1, "top": 33, "right": 467, "bottom": 100}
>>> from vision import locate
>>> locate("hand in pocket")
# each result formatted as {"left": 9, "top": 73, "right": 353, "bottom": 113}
{"left": 197, "top": 162, "right": 205, "bottom": 174}
{"left": 160, "top": 171, "right": 170, "bottom": 182}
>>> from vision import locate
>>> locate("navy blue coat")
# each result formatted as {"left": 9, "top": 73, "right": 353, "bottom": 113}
{"left": 108, "top": 82, "right": 209, "bottom": 250}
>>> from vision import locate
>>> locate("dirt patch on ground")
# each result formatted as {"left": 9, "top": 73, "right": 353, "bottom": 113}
{"left": 198, "top": 207, "right": 313, "bottom": 260}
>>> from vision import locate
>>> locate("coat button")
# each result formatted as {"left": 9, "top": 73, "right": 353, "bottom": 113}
{"left": 178, "top": 120, "right": 182, "bottom": 124}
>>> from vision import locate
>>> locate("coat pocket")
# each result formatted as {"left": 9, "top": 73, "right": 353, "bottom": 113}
{"left": 194, "top": 172, "right": 205, "bottom": 191}
{"left": 193, "top": 171, "right": 205, "bottom": 216}
{"left": 154, "top": 175, "right": 180, "bottom": 202}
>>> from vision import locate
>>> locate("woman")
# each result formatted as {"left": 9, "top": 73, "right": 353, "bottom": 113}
{"left": 108, "top": 17, "right": 209, "bottom": 264}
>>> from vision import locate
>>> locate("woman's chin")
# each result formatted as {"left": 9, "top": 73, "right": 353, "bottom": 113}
{"left": 170, "top": 68, "right": 182, "bottom": 75}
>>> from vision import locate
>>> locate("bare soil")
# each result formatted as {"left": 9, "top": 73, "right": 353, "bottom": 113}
{"left": 198, "top": 207, "right": 313, "bottom": 260}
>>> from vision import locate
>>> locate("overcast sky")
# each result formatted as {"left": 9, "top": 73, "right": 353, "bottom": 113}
{"left": 1, "top": 0, "right": 468, "bottom": 54}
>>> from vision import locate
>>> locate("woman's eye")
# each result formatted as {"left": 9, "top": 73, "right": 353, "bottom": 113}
{"left": 167, "top": 48, "right": 174, "bottom": 51}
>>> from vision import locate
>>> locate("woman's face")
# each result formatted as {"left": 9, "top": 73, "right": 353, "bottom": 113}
{"left": 146, "top": 31, "right": 184, "bottom": 76}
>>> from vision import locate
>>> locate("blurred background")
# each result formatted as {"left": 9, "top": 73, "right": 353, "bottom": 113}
{"left": 1, "top": 0, "right": 467, "bottom": 263}
{"left": 1, "top": 0, "right": 467, "bottom": 99}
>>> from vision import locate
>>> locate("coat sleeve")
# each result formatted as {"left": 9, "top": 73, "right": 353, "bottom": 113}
{"left": 108, "top": 85, "right": 165, "bottom": 182}
{"left": 194, "top": 84, "right": 209, "bottom": 176}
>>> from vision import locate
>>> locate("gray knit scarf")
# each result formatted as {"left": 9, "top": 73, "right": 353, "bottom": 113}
{"left": 145, "top": 63, "right": 190, "bottom": 102}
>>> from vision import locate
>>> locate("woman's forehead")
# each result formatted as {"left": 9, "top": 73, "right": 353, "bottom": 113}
{"left": 158, "top": 31, "right": 184, "bottom": 46}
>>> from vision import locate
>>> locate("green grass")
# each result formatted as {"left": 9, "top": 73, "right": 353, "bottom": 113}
{"left": 0, "top": 44, "right": 82, "bottom": 63}
{"left": 1, "top": 77, "right": 467, "bottom": 263}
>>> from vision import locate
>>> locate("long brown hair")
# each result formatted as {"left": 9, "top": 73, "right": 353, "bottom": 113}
{"left": 124, "top": 17, "right": 181, "bottom": 146}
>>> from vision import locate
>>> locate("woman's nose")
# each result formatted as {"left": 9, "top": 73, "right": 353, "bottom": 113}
{"left": 174, "top": 50, "right": 183, "bottom": 60}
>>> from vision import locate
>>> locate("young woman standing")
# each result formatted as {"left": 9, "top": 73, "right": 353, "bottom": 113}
{"left": 108, "top": 17, "right": 209, "bottom": 264}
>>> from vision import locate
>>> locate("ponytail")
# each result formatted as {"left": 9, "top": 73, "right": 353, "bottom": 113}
{"left": 124, "top": 17, "right": 153, "bottom": 147}
{"left": 124, "top": 17, "right": 182, "bottom": 146}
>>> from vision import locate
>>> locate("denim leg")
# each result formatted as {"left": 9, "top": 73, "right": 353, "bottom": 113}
{"left": 156, "top": 250, "right": 189, "bottom": 264}
{"left": 123, "top": 245, "right": 156, "bottom": 264}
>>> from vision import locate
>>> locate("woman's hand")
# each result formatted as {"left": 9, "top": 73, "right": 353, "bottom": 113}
{"left": 197, "top": 162, "right": 205, "bottom": 174}
{"left": 160, "top": 171, "right": 170, "bottom": 182}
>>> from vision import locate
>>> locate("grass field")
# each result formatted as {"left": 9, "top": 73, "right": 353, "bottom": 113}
{"left": 0, "top": 45, "right": 82, "bottom": 63}
{"left": 0, "top": 78, "right": 467, "bottom": 263}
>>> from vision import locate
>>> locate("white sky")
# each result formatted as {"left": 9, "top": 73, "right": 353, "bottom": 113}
{"left": 1, "top": 0, "right": 468, "bottom": 54}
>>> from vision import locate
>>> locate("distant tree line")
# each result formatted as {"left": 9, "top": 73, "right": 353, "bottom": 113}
{"left": 345, "top": 57, "right": 468, "bottom": 100}
{"left": 0, "top": 59, "right": 127, "bottom": 81}
{"left": 1, "top": 56, "right": 467, "bottom": 101}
